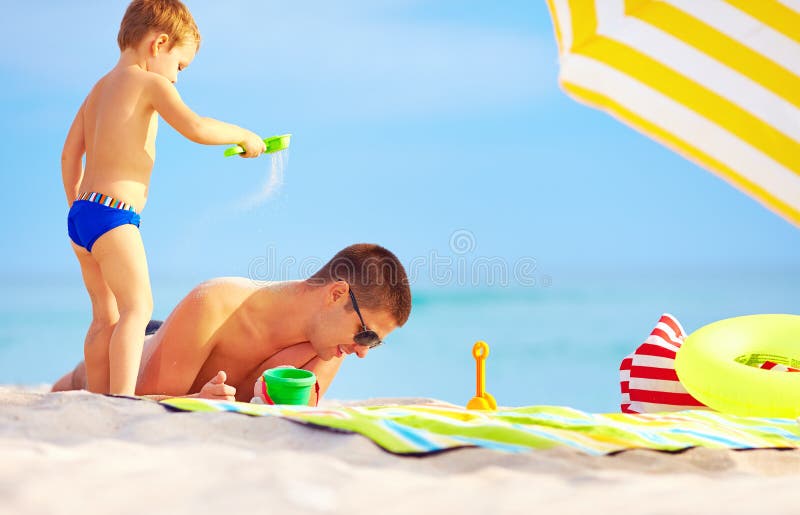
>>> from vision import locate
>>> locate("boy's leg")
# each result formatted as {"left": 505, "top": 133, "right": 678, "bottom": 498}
{"left": 71, "top": 242, "right": 120, "bottom": 393}
{"left": 91, "top": 224, "right": 153, "bottom": 396}
{"left": 52, "top": 331, "right": 155, "bottom": 392}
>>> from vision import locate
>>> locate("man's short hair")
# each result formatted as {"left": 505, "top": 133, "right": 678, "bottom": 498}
{"left": 310, "top": 244, "right": 412, "bottom": 327}
{"left": 117, "top": 0, "right": 201, "bottom": 52}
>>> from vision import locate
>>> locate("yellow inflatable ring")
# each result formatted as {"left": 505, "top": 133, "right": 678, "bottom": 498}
{"left": 674, "top": 314, "right": 800, "bottom": 418}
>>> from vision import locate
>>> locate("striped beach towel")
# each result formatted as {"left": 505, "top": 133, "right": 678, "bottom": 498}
{"left": 160, "top": 399, "right": 800, "bottom": 456}
{"left": 620, "top": 314, "right": 800, "bottom": 414}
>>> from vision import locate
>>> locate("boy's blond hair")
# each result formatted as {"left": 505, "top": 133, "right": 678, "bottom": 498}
{"left": 117, "top": 0, "right": 200, "bottom": 52}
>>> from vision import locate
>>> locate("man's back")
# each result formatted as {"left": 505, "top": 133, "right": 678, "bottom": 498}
{"left": 138, "top": 279, "right": 328, "bottom": 401}
{"left": 80, "top": 67, "right": 158, "bottom": 210}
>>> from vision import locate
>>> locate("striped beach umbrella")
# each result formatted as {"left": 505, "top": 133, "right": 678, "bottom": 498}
{"left": 546, "top": 1, "right": 800, "bottom": 227}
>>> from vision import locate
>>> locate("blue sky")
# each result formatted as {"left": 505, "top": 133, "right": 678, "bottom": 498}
{"left": 0, "top": 0, "right": 798, "bottom": 289}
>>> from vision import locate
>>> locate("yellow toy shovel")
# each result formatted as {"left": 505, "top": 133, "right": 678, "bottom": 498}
{"left": 466, "top": 341, "right": 497, "bottom": 410}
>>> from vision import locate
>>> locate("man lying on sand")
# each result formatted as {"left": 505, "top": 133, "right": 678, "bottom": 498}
{"left": 53, "top": 244, "right": 412, "bottom": 404}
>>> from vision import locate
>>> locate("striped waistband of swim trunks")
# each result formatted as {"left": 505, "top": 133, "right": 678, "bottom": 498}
{"left": 76, "top": 192, "right": 137, "bottom": 213}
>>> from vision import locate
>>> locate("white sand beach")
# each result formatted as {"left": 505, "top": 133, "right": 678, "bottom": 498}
{"left": 1, "top": 386, "right": 799, "bottom": 515}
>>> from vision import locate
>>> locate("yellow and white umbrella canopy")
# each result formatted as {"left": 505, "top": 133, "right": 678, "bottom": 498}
{"left": 546, "top": 1, "right": 800, "bottom": 227}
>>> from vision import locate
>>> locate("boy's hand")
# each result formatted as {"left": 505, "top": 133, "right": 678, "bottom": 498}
{"left": 238, "top": 131, "right": 267, "bottom": 158}
{"left": 198, "top": 370, "right": 237, "bottom": 401}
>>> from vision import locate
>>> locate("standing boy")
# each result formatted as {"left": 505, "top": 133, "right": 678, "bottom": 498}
{"left": 62, "top": 0, "right": 266, "bottom": 395}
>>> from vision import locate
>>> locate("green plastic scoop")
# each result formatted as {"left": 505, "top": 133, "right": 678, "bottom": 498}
{"left": 224, "top": 133, "right": 291, "bottom": 157}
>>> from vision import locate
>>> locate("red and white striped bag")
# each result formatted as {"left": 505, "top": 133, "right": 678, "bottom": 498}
{"left": 620, "top": 314, "right": 705, "bottom": 413}
{"left": 620, "top": 314, "right": 800, "bottom": 414}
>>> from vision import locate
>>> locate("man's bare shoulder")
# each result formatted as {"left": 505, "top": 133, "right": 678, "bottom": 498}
{"left": 151, "top": 278, "right": 253, "bottom": 344}
{"left": 177, "top": 277, "right": 260, "bottom": 315}
{"left": 164, "top": 278, "right": 295, "bottom": 334}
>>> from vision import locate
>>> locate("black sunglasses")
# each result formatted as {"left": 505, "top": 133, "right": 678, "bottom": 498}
{"left": 347, "top": 288, "right": 383, "bottom": 349}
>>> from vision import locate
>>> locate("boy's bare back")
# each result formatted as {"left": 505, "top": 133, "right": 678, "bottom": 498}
{"left": 80, "top": 67, "right": 161, "bottom": 211}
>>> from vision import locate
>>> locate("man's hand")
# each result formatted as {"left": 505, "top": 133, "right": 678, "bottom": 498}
{"left": 198, "top": 370, "right": 237, "bottom": 401}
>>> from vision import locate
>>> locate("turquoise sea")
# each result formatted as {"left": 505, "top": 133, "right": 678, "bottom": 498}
{"left": 1, "top": 266, "right": 797, "bottom": 413}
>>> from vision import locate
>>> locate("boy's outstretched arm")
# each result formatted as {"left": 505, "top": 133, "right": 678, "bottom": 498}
{"left": 146, "top": 75, "right": 265, "bottom": 157}
{"left": 61, "top": 99, "right": 86, "bottom": 205}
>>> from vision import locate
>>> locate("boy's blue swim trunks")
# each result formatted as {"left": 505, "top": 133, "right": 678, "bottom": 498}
{"left": 67, "top": 192, "right": 141, "bottom": 252}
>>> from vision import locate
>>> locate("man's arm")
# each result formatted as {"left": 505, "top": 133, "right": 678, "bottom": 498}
{"left": 136, "top": 284, "right": 232, "bottom": 397}
{"left": 303, "top": 356, "right": 344, "bottom": 406}
{"left": 143, "top": 371, "right": 236, "bottom": 401}
{"left": 61, "top": 99, "right": 86, "bottom": 205}
{"left": 142, "top": 394, "right": 197, "bottom": 401}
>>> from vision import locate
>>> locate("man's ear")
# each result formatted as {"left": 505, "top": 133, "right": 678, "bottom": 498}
{"left": 328, "top": 280, "right": 349, "bottom": 304}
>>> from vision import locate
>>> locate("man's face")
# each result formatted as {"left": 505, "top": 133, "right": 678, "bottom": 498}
{"left": 148, "top": 35, "right": 196, "bottom": 84}
{"left": 311, "top": 288, "right": 398, "bottom": 361}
